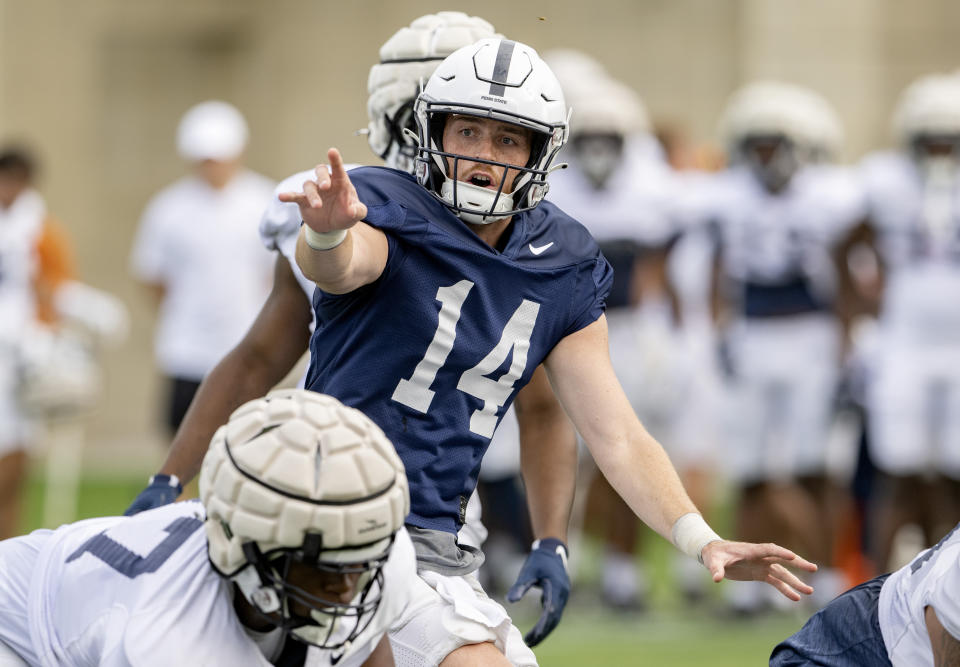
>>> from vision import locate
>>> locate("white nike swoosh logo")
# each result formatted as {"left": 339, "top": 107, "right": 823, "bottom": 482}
{"left": 529, "top": 242, "right": 554, "bottom": 255}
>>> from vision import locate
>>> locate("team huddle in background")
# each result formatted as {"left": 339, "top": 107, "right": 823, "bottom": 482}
{"left": 0, "top": 9, "right": 957, "bottom": 667}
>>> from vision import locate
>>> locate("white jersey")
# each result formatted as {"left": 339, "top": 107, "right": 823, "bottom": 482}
{"left": 705, "top": 164, "right": 865, "bottom": 312}
{"left": 10, "top": 501, "right": 415, "bottom": 667}
{"left": 860, "top": 152, "right": 960, "bottom": 344}
{"left": 547, "top": 135, "right": 679, "bottom": 247}
{"left": 880, "top": 523, "right": 960, "bottom": 666}
{"left": 258, "top": 168, "right": 333, "bottom": 302}
{"left": 0, "top": 189, "right": 45, "bottom": 344}
{"left": 130, "top": 170, "right": 276, "bottom": 379}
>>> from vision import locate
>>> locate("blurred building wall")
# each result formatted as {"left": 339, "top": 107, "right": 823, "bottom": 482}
{"left": 1, "top": 0, "right": 958, "bottom": 459}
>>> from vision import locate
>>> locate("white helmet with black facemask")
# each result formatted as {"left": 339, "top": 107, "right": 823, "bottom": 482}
{"left": 414, "top": 38, "right": 569, "bottom": 224}
{"left": 720, "top": 81, "right": 819, "bottom": 192}
{"left": 200, "top": 389, "right": 408, "bottom": 651}
{"left": 893, "top": 73, "right": 960, "bottom": 174}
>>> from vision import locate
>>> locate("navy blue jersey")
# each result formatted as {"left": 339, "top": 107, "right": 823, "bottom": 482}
{"left": 304, "top": 167, "right": 613, "bottom": 534}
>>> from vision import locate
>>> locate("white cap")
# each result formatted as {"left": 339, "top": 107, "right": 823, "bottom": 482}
{"left": 176, "top": 100, "right": 249, "bottom": 162}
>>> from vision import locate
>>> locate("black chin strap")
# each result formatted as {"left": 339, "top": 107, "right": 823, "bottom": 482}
{"left": 273, "top": 636, "right": 309, "bottom": 667}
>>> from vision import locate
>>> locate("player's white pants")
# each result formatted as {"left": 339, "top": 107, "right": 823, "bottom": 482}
{"left": 867, "top": 338, "right": 960, "bottom": 479}
{"left": 606, "top": 303, "right": 705, "bottom": 463}
{"left": 0, "top": 530, "right": 51, "bottom": 666}
{"left": 457, "top": 490, "right": 487, "bottom": 551}
{"left": 388, "top": 570, "right": 536, "bottom": 666}
{"left": 722, "top": 313, "right": 841, "bottom": 482}
{"left": 0, "top": 642, "right": 27, "bottom": 667}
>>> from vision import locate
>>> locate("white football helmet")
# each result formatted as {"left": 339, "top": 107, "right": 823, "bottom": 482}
{"left": 200, "top": 389, "right": 408, "bottom": 649}
{"left": 541, "top": 48, "right": 609, "bottom": 106}
{"left": 365, "top": 12, "right": 499, "bottom": 173}
{"left": 892, "top": 73, "right": 960, "bottom": 165}
{"left": 414, "top": 38, "right": 569, "bottom": 224}
{"left": 794, "top": 88, "right": 844, "bottom": 163}
{"left": 566, "top": 77, "right": 650, "bottom": 188}
{"left": 719, "top": 80, "right": 820, "bottom": 190}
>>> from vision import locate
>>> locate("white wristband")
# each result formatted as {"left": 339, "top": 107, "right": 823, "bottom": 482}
{"left": 303, "top": 226, "right": 347, "bottom": 251}
{"left": 671, "top": 513, "right": 722, "bottom": 564}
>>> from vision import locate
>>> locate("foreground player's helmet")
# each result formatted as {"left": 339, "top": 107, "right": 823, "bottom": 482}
{"left": 892, "top": 74, "right": 960, "bottom": 166}
{"left": 200, "top": 389, "right": 408, "bottom": 649}
{"left": 720, "top": 81, "right": 817, "bottom": 191}
{"left": 366, "top": 12, "right": 499, "bottom": 173}
{"left": 414, "top": 38, "right": 569, "bottom": 224}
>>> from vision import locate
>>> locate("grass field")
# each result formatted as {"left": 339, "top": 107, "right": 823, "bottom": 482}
{"left": 19, "top": 470, "right": 807, "bottom": 666}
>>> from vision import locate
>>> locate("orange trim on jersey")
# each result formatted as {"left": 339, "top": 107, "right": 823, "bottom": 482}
{"left": 33, "top": 216, "right": 75, "bottom": 323}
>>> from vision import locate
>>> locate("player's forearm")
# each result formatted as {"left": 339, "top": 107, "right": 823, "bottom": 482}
{"left": 589, "top": 423, "right": 699, "bottom": 543}
{"left": 518, "top": 411, "right": 577, "bottom": 542}
{"left": 295, "top": 223, "right": 387, "bottom": 295}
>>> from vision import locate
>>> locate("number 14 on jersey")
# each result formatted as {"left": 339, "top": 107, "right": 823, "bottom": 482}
{"left": 391, "top": 279, "right": 540, "bottom": 438}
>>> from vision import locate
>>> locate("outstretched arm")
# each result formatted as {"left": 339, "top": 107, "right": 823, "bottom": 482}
{"left": 544, "top": 315, "right": 816, "bottom": 600}
{"left": 285, "top": 148, "right": 388, "bottom": 294}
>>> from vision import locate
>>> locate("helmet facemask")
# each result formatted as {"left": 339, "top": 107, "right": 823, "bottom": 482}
{"left": 571, "top": 132, "right": 626, "bottom": 190}
{"left": 220, "top": 533, "right": 394, "bottom": 651}
{"left": 375, "top": 92, "right": 421, "bottom": 173}
{"left": 739, "top": 133, "right": 800, "bottom": 193}
{"left": 411, "top": 38, "right": 568, "bottom": 225}
{"left": 910, "top": 133, "right": 960, "bottom": 177}
{"left": 415, "top": 102, "right": 563, "bottom": 224}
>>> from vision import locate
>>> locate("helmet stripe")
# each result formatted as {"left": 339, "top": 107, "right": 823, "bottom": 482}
{"left": 489, "top": 39, "right": 516, "bottom": 96}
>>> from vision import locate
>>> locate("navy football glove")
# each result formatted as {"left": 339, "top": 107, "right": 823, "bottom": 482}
{"left": 124, "top": 474, "right": 183, "bottom": 516}
{"left": 506, "top": 538, "right": 570, "bottom": 647}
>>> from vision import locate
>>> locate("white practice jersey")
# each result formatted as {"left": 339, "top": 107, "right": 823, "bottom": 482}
{"left": 860, "top": 152, "right": 960, "bottom": 344}
{"left": 880, "top": 522, "right": 960, "bottom": 666}
{"left": 0, "top": 189, "right": 45, "bottom": 344}
{"left": 130, "top": 170, "right": 276, "bottom": 379}
{"left": 258, "top": 168, "right": 337, "bottom": 302}
{"left": 547, "top": 135, "right": 679, "bottom": 247}
{"left": 21, "top": 501, "right": 416, "bottom": 667}
{"left": 705, "top": 164, "right": 865, "bottom": 294}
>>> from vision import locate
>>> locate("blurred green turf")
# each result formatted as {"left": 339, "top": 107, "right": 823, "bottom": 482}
{"left": 21, "top": 469, "right": 149, "bottom": 531}
{"left": 530, "top": 608, "right": 802, "bottom": 666}
{"left": 20, "top": 471, "right": 806, "bottom": 666}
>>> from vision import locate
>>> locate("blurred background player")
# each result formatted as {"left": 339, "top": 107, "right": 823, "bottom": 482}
{"left": 544, "top": 51, "right": 711, "bottom": 610}
{"left": 850, "top": 73, "right": 960, "bottom": 573}
{"left": 125, "top": 13, "right": 577, "bottom": 648}
{"left": 0, "top": 146, "right": 75, "bottom": 540}
{"left": 696, "top": 81, "right": 866, "bottom": 613}
{"left": 129, "top": 100, "right": 275, "bottom": 442}
{"left": 0, "top": 389, "right": 415, "bottom": 667}
{"left": 771, "top": 521, "right": 960, "bottom": 666}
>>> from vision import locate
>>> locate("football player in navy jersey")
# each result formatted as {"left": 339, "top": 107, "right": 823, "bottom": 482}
{"left": 285, "top": 37, "right": 818, "bottom": 666}
{"left": 124, "top": 13, "right": 577, "bottom": 651}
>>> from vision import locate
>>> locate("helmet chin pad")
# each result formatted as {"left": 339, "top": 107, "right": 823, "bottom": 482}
{"left": 440, "top": 178, "right": 516, "bottom": 224}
